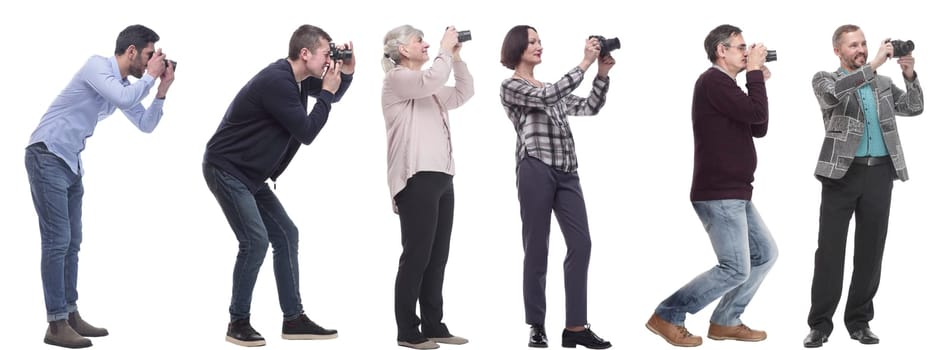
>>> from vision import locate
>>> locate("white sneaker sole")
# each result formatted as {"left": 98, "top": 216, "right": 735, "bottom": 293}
{"left": 225, "top": 335, "right": 265, "bottom": 347}
{"left": 281, "top": 333, "right": 338, "bottom": 340}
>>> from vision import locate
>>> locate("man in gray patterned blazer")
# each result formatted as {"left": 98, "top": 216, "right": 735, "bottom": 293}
{"left": 803, "top": 24, "right": 924, "bottom": 348}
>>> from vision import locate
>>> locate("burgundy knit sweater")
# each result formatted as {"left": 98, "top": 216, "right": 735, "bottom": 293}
{"left": 690, "top": 67, "right": 768, "bottom": 201}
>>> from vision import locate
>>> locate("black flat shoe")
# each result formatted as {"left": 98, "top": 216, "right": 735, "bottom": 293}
{"left": 529, "top": 324, "right": 547, "bottom": 348}
{"left": 850, "top": 327, "right": 879, "bottom": 345}
{"left": 562, "top": 326, "right": 611, "bottom": 349}
{"left": 803, "top": 329, "right": 828, "bottom": 348}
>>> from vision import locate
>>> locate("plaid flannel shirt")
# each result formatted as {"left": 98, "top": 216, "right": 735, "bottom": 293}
{"left": 500, "top": 66, "right": 609, "bottom": 173}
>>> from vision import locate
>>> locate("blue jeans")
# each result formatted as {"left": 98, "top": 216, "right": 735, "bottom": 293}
{"left": 203, "top": 163, "right": 303, "bottom": 321}
{"left": 25, "top": 143, "right": 82, "bottom": 322}
{"left": 655, "top": 199, "right": 778, "bottom": 326}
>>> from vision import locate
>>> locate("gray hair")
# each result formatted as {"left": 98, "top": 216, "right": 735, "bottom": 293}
{"left": 382, "top": 25, "right": 424, "bottom": 73}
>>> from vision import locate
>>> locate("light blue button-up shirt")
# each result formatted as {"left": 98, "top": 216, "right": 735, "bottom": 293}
{"left": 840, "top": 67, "right": 888, "bottom": 157}
{"left": 28, "top": 55, "right": 164, "bottom": 175}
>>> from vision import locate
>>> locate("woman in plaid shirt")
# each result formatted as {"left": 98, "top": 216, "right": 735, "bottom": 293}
{"left": 499, "top": 25, "right": 615, "bottom": 350}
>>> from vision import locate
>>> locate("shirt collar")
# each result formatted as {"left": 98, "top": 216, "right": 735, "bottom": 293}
{"left": 712, "top": 65, "right": 737, "bottom": 82}
{"left": 109, "top": 56, "right": 130, "bottom": 86}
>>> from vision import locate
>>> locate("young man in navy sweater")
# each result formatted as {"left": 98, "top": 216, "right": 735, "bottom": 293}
{"left": 645, "top": 24, "right": 778, "bottom": 347}
{"left": 203, "top": 24, "right": 354, "bottom": 347}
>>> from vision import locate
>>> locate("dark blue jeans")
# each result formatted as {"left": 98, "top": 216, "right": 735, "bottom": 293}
{"left": 25, "top": 143, "right": 82, "bottom": 322}
{"left": 203, "top": 162, "right": 303, "bottom": 321}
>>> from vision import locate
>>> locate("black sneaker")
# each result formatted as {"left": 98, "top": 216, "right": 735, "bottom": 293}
{"left": 282, "top": 314, "right": 338, "bottom": 340}
{"left": 225, "top": 318, "right": 265, "bottom": 347}
{"left": 562, "top": 325, "right": 611, "bottom": 349}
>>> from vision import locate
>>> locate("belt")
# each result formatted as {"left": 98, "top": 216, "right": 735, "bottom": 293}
{"left": 852, "top": 156, "right": 890, "bottom": 166}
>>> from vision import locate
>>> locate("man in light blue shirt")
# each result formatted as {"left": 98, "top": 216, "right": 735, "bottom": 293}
{"left": 24, "top": 24, "right": 175, "bottom": 349}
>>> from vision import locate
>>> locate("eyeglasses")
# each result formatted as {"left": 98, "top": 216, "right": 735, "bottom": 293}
{"left": 722, "top": 43, "right": 748, "bottom": 52}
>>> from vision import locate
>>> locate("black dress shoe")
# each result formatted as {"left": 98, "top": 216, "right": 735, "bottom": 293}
{"left": 850, "top": 327, "right": 879, "bottom": 345}
{"left": 803, "top": 329, "right": 828, "bottom": 348}
{"left": 529, "top": 324, "right": 548, "bottom": 348}
{"left": 562, "top": 326, "right": 611, "bottom": 349}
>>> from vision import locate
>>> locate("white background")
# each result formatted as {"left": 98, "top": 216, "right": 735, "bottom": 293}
{"left": 1, "top": 1, "right": 944, "bottom": 349}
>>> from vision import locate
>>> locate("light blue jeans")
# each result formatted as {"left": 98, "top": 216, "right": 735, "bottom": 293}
{"left": 655, "top": 199, "right": 778, "bottom": 326}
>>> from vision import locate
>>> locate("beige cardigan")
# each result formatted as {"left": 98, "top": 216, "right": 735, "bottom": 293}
{"left": 381, "top": 49, "right": 474, "bottom": 213}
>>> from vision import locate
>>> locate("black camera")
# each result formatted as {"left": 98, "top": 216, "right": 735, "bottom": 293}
{"left": 329, "top": 42, "right": 352, "bottom": 61}
{"left": 589, "top": 35, "right": 620, "bottom": 57}
{"left": 765, "top": 50, "right": 777, "bottom": 62}
{"left": 457, "top": 30, "right": 472, "bottom": 43}
{"left": 164, "top": 59, "right": 177, "bottom": 70}
{"left": 889, "top": 39, "right": 914, "bottom": 57}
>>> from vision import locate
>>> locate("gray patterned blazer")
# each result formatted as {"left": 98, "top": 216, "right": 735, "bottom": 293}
{"left": 812, "top": 66, "right": 924, "bottom": 181}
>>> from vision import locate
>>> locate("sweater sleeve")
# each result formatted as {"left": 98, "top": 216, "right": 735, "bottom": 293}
{"left": 706, "top": 69, "right": 768, "bottom": 125}
{"left": 260, "top": 75, "right": 333, "bottom": 145}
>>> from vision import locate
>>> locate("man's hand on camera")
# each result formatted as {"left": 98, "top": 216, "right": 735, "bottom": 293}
{"left": 746, "top": 43, "right": 767, "bottom": 71}
{"left": 761, "top": 65, "right": 771, "bottom": 81}
{"left": 146, "top": 48, "right": 167, "bottom": 79}
{"left": 871, "top": 39, "right": 893, "bottom": 71}
{"left": 155, "top": 54, "right": 175, "bottom": 99}
{"left": 340, "top": 41, "right": 355, "bottom": 75}
{"left": 321, "top": 59, "right": 342, "bottom": 94}
{"left": 898, "top": 53, "right": 915, "bottom": 80}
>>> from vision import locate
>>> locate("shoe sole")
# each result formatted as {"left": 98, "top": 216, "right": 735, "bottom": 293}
{"left": 225, "top": 336, "right": 265, "bottom": 347}
{"left": 645, "top": 323, "right": 702, "bottom": 347}
{"left": 397, "top": 340, "right": 440, "bottom": 349}
{"left": 282, "top": 333, "right": 339, "bottom": 340}
{"left": 44, "top": 338, "right": 92, "bottom": 349}
{"left": 528, "top": 343, "right": 548, "bottom": 348}
{"left": 562, "top": 342, "right": 612, "bottom": 349}
{"left": 429, "top": 337, "right": 469, "bottom": 345}
{"left": 707, "top": 334, "right": 766, "bottom": 342}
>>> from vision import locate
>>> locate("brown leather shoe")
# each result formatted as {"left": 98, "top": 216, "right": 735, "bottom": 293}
{"left": 707, "top": 322, "right": 766, "bottom": 342}
{"left": 645, "top": 313, "right": 702, "bottom": 347}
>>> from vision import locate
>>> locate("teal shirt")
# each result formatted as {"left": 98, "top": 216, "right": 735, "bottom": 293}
{"left": 840, "top": 68, "right": 888, "bottom": 156}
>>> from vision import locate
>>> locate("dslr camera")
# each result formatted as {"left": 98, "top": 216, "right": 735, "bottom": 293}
{"left": 766, "top": 50, "right": 777, "bottom": 62}
{"left": 589, "top": 35, "right": 620, "bottom": 57}
{"left": 888, "top": 39, "right": 914, "bottom": 57}
{"left": 165, "top": 59, "right": 177, "bottom": 70}
{"left": 457, "top": 30, "right": 472, "bottom": 43}
{"left": 329, "top": 42, "right": 353, "bottom": 61}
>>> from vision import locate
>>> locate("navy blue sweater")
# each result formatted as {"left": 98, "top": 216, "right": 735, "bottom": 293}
{"left": 690, "top": 68, "right": 768, "bottom": 201}
{"left": 204, "top": 59, "right": 352, "bottom": 191}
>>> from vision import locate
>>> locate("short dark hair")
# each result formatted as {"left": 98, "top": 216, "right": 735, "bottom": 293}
{"left": 115, "top": 24, "right": 160, "bottom": 55}
{"left": 288, "top": 25, "right": 332, "bottom": 60}
{"left": 500, "top": 25, "right": 536, "bottom": 70}
{"left": 832, "top": 24, "right": 861, "bottom": 49}
{"left": 703, "top": 24, "right": 742, "bottom": 64}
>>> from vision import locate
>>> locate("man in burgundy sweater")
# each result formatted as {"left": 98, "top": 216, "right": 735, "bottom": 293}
{"left": 645, "top": 24, "right": 778, "bottom": 347}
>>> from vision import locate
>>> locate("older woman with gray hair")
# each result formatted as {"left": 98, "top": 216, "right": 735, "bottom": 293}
{"left": 381, "top": 24, "right": 474, "bottom": 350}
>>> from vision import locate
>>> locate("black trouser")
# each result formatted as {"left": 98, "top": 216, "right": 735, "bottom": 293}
{"left": 394, "top": 172, "right": 454, "bottom": 342}
{"left": 518, "top": 157, "right": 591, "bottom": 327}
{"left": 808, "top": 160, "right": 894, "bottom": 335}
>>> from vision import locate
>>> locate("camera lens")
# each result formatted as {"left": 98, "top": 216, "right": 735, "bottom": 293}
{"left": 590, "top": 35, "right": 620, "bottom": 57}
{"left": 457, "top": 30, "right": 472, "bottom": 43}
